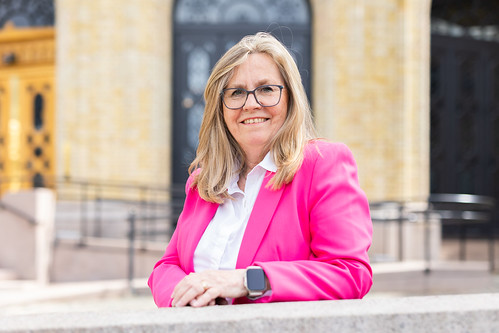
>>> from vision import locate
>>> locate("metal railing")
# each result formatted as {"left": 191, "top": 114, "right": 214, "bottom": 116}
{"left": 370, "top": 194, "right": 497, "bottom": 272}
{"left": 1, "top": 175, "right": 185, "bottom": 242}
{"left": 54, "top": 177, "right": 185, "bottom": 245}
{"left": 126, "top": 211, "right": 178, "bottom": 293}
{"left": 1, "top": 176, "right": 186, "bottom": 289}
{"left": 427, "top": 193, "right": 496, "bottom": 272}
{"left": 370, "top": 200, "right": 403, "bottom": 261}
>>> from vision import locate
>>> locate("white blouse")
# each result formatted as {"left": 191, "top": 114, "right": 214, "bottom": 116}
{"left": 193, "top": 152, "right": 277, "bottom": 272}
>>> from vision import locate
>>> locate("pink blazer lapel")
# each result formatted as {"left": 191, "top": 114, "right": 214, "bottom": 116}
{"left": 183, "top": 201, "right": 219, "bottom": 273}
{"left": 236, "top": 171, "right": 285, "bottom": 268}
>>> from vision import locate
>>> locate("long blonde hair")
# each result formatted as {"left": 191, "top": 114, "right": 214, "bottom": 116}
{"left": 189, "top": 32, "right": 316, "bottom": 203}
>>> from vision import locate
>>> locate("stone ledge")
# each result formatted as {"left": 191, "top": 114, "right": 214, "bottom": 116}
{"left": 1, "top": 293, "right": 499, "bottom": 332}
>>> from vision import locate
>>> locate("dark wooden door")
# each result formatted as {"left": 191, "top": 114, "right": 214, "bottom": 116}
{"left": 431, "top": 35, "right": 499, "bottom": 235}
{"left": 172, "top": 0, "right": 311, "bottom": 186}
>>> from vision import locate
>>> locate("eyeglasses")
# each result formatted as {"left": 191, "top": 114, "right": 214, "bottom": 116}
{"left": 221, "top": 84, "right": 284, "bottom": 110}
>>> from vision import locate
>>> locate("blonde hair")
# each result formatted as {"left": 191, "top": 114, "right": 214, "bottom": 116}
{"left": 189, "top": 32, "right": 317, "bottom": 203}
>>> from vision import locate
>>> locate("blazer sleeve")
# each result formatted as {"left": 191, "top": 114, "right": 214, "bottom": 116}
{"left": 255, "top": 143, "right": 373, "bottom": 302}
{"left": 147, "top": 227, "right": 187, "bottom": 307}
{"left": 147, "top": 176, "right": 197, "bottom": 307}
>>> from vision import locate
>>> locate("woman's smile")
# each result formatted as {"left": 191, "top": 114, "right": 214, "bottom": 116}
{"left": 241, "top": 117, "right": 269, "bottom": 124}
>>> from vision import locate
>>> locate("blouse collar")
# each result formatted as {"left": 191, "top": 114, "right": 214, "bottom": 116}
{"left": 227, "top": 151, "right": 277, "bottom": 195}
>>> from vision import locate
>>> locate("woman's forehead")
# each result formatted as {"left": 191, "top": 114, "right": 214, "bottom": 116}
{"left": 227, "top": 53, "right": 283, "bottom": 86}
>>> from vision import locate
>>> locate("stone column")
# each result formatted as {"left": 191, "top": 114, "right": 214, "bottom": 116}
{"left": 400, "top": 0, "right": 431, "bottom": 201}
{"left": 1, "top": 189, "right": 55, "bottom": 284}
{"left": 55, "top": 0, "right": 173, "bottom": 186}
{"left": 311, "top": 0, "right": 431, "bottom": 202}
{"left": 34, "top": 188, "right": 56, "bottom": 284}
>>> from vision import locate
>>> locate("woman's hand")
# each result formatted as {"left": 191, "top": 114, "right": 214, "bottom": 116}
{"left": 171, "top": 269, "right": 248, "bottom": 307}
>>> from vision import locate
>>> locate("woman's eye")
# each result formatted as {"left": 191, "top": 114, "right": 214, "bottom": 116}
{"left": 260, "top": 86, "right": 273, "bottom": 93}
{"left": 231, "top": 89, "right": 245, "bottom": 97}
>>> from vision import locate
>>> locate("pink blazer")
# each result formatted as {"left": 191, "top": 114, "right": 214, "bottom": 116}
{"left": 148, "top": 141, "right": 373, "bottom": 307}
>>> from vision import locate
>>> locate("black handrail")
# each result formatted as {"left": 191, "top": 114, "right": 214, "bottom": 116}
{"left": 127, "top": 211, "right": 177, "bottom": 293}
{"left": 370, "top": 194, "right": 496, "bottom": 272}
{"left": 128, "top": 210, "right": 136, "bottom": 294}
{"left": 427, "top": 193, "right": 496, "bottom": 272}
{"left": 429, "top": 193, "right": 496, "bottom": 207}
{"left": 369, "top": 200, "right": 417, "bottom": 261}
{"left": 1, "top": 174, "right": 185, "bottom": 241}
{"left": 1, "top": 175, "right": 185, "bottom": 288}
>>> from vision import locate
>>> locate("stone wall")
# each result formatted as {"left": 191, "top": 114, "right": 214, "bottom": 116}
{"left": 0, "top": 189, "right": 54, "bottom": 283}
{"left": 0, "top": 206, "right": 36, "bottom": 280}
{"left": 52, "top": 239, "right": 164, "bottom": 283}
{"left": 55, "top": 0, "right": 172, "bottom": 186}
{"left": 311, "top": 0, "right": 431, "bottom": 201}
{"left": 1, "top": 293, "right": 499, "bottom": 332}
{"left": 0, "top": 189, "right": 162, "bottom": 283}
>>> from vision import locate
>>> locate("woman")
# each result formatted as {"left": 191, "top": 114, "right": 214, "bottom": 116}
{"left": 149, "top": 32, "right": 372, "bottom": 307}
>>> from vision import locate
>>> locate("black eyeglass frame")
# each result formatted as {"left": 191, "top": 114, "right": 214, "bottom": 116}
{"left": 220, "top": 84, "right": 285, "bottom": 110}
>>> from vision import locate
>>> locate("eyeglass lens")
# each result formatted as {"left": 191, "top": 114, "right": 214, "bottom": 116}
{"left": 222, "top": 85, "right": 282, "bottom": 109}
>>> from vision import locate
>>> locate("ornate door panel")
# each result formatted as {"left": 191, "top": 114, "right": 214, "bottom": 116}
{"left": 172, "top": 0, "right": 311, "bottom": 186}
{"left": 0, "top": 70, "right": 55, "bottom": 193}
{"left": 19, "top": 73, "right": 55, "bottom": 188}
{"left": 0, "top": 25, "right": 55, "bottom": 195}
{"left": 172, "top": 35, "right": 218, "bottom": 184}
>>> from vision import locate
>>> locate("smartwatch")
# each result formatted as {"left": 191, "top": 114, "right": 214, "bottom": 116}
{"left": 244, "top": 266, "right": 267, "bottom": 299}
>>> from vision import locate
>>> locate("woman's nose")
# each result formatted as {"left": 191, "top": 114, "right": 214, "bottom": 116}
{"left": 243, "top": 92, "right": 261, "bottom": 110}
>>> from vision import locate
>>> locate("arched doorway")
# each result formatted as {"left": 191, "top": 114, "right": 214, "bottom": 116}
{"left": 0, "top": 0, "right": 55, "bottom": 195}
{"left": 172, "top": 0, "right": 311, "bottom": 186}
{"left": 430, "top": 1, "right": 499, "bottom": 236}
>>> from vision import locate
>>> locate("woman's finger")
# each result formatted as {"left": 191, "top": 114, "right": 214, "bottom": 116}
{"left": 173, "top": 284, "right": 204, "bottom": 307}
{"left": 171, "top": 277, "right": 193, "bottom": 303}
{"left": 171, "top": 273, "right": 193, "bottom": 300}
{"left": 189, "top": 287, "right": 219, "bottom": 307}
{"left": 172, "top": 275, "right": 206, "bottom": 307}
{"left": 172, "top": 269, "right": 246, "bottom": 307}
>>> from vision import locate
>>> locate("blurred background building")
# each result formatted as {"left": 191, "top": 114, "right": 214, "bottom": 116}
{"left": 0, "top": 0, "right": 432, "bottom": 200}
{"left": 0, "top": 0, "right": 498, "bottom": 284}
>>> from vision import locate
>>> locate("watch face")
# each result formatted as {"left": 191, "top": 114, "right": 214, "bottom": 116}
{"left": 247, "top": 268, "right": 266, "bottom": 291}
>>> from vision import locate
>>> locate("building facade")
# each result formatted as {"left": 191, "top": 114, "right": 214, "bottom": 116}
{"left": 1, "top": 0, "right": 435, "bottom": 203}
